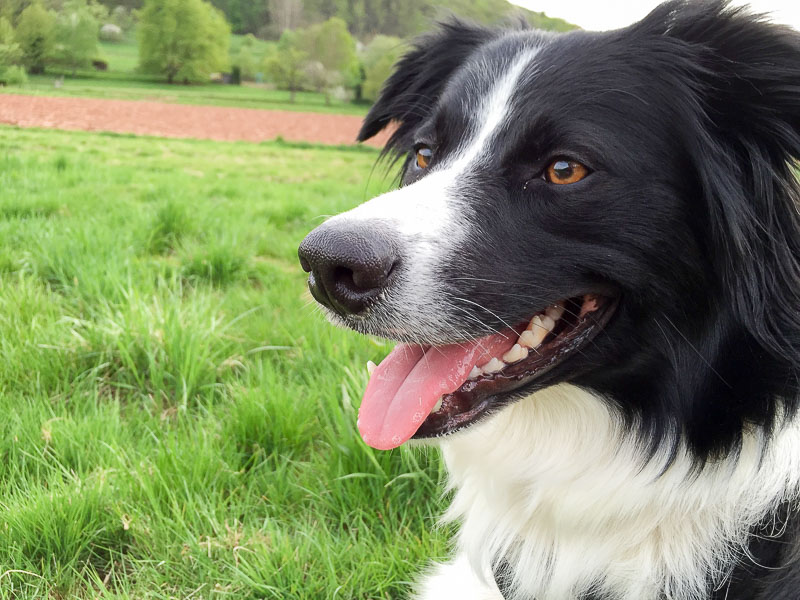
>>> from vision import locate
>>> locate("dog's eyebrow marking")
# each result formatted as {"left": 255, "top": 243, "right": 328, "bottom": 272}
{"left": 446, "top": 46, "right": 540, "bottom": 173}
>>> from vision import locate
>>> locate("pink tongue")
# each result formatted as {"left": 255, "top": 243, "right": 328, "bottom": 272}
{"left": 358, "top": 333, "right": 517, "bottom": 450}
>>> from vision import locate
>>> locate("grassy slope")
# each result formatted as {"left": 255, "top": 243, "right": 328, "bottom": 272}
{"left": 0, "top": 38, "right": 367, "bottom": 116}
{"left": 0, "top": 126, "right": 448, "bottom": 599}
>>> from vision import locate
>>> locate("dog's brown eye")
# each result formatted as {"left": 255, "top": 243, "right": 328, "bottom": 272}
{"left": 544, "top": 159, "right": 589, "bottom": 185}
{"left": 415, "top": 146, "right": 433, "bottom": 169}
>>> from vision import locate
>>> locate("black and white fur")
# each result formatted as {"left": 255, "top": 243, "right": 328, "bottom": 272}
{"left": 303, "top": 1, "right": 800, "bottom": 598}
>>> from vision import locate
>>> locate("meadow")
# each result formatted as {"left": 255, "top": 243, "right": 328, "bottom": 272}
{"left": 0, "top": 38, "right": 368, "bottom": 116}
{"left": 0, "top": 126, "right": 448, "bottom": 598}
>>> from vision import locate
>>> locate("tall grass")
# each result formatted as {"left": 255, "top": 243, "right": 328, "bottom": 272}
{"left": 0, "top": 126, "right": 447, "bottom": 598}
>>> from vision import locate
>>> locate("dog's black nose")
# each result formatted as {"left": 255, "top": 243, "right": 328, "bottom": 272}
{"left": 298, "top": 224, "right": 397, "bottom": 316}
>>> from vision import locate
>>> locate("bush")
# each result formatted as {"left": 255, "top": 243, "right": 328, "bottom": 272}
{"left": 1, "top": 64, "right": 27, "bottom": 85}
{"left": 99, "top": 23, "right": 123, "bottom": 42}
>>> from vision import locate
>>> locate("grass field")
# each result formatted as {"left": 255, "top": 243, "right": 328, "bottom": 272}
{"left": 0, "top": 38, "right": 368, "bottom": 116}
{"left": 0, "top": 126, "right": 448, "bottom": 598}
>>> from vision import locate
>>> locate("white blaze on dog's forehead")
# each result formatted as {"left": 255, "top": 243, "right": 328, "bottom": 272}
{"left": 330, "top": 45, "right": 540, "bottom": 240}
{"left": 444, "top": 46, "right": 540, "bottom": 174}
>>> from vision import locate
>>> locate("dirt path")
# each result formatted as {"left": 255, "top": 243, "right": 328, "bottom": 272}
{"left": 0, "top": 94, "right": 390, "bottom": 147}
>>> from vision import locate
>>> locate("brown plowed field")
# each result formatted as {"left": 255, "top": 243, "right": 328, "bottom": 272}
{"left": 0, "top": 94, "right": 390, "bottom": 147}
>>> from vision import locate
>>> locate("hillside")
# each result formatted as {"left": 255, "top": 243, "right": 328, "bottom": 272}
{"left": 96, "top": 0, "right": 577, "bottom": 38}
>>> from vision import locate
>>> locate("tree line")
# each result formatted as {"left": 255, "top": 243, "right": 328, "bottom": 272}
{"left": 77, "top": 0, "right": 575, "bottom": 39}
{"left": 0, "top": 0, "right": 126, "bottom": 84}
{"left": 0, "top": 0, "right": 575, "bottom": 106}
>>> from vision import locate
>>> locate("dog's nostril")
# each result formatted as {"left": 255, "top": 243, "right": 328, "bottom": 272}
{"left": 334, "top": 266, "right": 357, "bottom": 289}
{"left": 299, "top": 255, "right": 312, "bottom": 273}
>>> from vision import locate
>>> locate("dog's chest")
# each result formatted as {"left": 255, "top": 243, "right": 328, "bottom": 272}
{"left": 438, "top": 384, "right": 800, "bottom": 600}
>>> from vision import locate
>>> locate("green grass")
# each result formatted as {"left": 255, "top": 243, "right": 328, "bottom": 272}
{"left": 98, "top": 38, "right": 141, "bottom": 74}
{"left": 0, "top": 37, "right": 368, "bottom": 116}
{"left": 0, "top": 126, "right": 448, "bottom": 598}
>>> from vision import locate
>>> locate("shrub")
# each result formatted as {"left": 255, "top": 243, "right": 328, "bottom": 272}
{"left": 99, "top": 23, "right": 123, "bottom": 42}
{"left": 1, "top": 65, "right": 27, "bottom": 85}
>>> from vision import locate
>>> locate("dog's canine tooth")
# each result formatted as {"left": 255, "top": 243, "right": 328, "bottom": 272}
{"left": 481, "top": 357, "right": 506, "bottom": 374}
{"left": 546, "top": 304, "right": 565, "bottom": 321}
{"left": 502, "top": 344, "right": 528, "bottom": 364}
{"left": 367, "top": 360, "right": 377, "bottom": 376}
{"left": 468, "top": 365, "right": 482, "bottom": 380}
{"left": 431, "top": 397, "right": 443, "bottom": 413}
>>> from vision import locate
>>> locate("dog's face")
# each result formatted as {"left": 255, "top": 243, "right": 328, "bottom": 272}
{"left": 300, "top": 1, "right": 800, "bottom": 456}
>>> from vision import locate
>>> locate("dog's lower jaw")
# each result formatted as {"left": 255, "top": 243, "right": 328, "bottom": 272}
{"left": 415, "top": 383, "right": 800, "bottom": 600}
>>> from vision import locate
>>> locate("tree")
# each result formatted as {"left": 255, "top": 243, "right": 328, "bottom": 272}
{"left": 268, "top": 0, "right": 303, "bottom": 34}
{"left": 0, "top": 17, "right": 27, "bottom": 84}
{"left": 299, "top": 18, "right": 355, "bottom": 73}
{"left": 15, "top": 1, "right": 55, "bottom": 74}
{"left": 263, "top": 30, "right": 306, "bottom": 102}
{"left": 0, "top": 17, "right": 23, "bottom": 67}
{"left": 0, "top": 0, "right": 28, "bottom": 26}
{"left": 231, "top": 32, "right": 257, "bottom": 80}
{"left": 138, "top": 0, "right": 230, "bottom": 84}
{"left": 54, "top": 0, "right": 99, "bottom": 74}
{"left": 297, "top": 17, "right": 358, "bottom": 101}
{"left": 208, "top": 0, "right": 269, "bottom": 36}
{"left": 360, "top": 34, "right": 403, "bottom": 102}
{"left": 110, "top": 5, "right": 136, "bottom": 31}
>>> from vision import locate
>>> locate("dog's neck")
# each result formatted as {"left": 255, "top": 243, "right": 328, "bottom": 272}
{"left": 439, "top": 384, "right": 800, "bottom": 600}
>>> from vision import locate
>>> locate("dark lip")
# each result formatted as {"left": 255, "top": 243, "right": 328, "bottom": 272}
{"left": 411, "top": 295, "right": 619, "bottom": 440}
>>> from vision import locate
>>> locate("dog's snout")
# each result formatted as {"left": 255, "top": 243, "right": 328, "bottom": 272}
{"left": 298, "top": 224, "right": 397, "bottom": 316}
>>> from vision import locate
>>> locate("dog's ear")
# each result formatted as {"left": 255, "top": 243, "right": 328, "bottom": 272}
{"left": 357, "top": 20, "right": 497, "bottom": 152}
{"left": 647, "top": 1, "right": 800, "bottom": 368}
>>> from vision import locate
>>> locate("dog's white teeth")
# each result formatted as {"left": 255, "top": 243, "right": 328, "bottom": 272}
{"left": 502, "top": 344, "right": 528, "bottom": 364}
{"left": 366, "top": 360, "right": 377, "bottom": 376}
{"left": 546, "top": 304, "right": 565, "bottom": 321}
{"left": 519, "top": 326, "right": 547, "bottom": 349}
{"left": 431, "top": 397, "right": 443, "bottom": 413}
{"left": 480, "top": 357, "right": 506, "bottom": 374}
{"left": 468, "top": 365, "right": 482, "bottom": 380}
{"left": 540, "top": 315, "right": 556, "bottom": 332}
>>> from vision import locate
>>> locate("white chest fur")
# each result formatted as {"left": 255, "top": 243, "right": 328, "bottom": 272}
{"left": 423, "top": 384, "right": 800, "bottom": 600}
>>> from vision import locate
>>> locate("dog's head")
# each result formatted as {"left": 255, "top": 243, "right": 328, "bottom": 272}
{"left": 299, "top": 0, "right": 800, "bottom": 457}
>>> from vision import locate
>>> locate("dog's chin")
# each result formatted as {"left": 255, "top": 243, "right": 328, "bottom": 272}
{"left": 345, "top": 292, "right": 618, "bottom": 447}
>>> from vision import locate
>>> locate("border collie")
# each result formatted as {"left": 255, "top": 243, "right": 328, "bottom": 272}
{"left": 298, "top": 1, "right": 800, "bottom": 598}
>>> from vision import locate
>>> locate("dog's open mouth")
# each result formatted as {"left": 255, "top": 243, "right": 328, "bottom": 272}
{"left": 358, "top": 294, "right": 617, "bottom": 449}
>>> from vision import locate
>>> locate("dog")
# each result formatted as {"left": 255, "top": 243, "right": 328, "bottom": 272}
{"left": 298, "top": 1, "right": 800, "bottom": 598}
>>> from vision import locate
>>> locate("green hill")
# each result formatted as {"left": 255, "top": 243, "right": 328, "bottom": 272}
{"left": 95, "top": 0, "right": 576, "bottom": 39}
